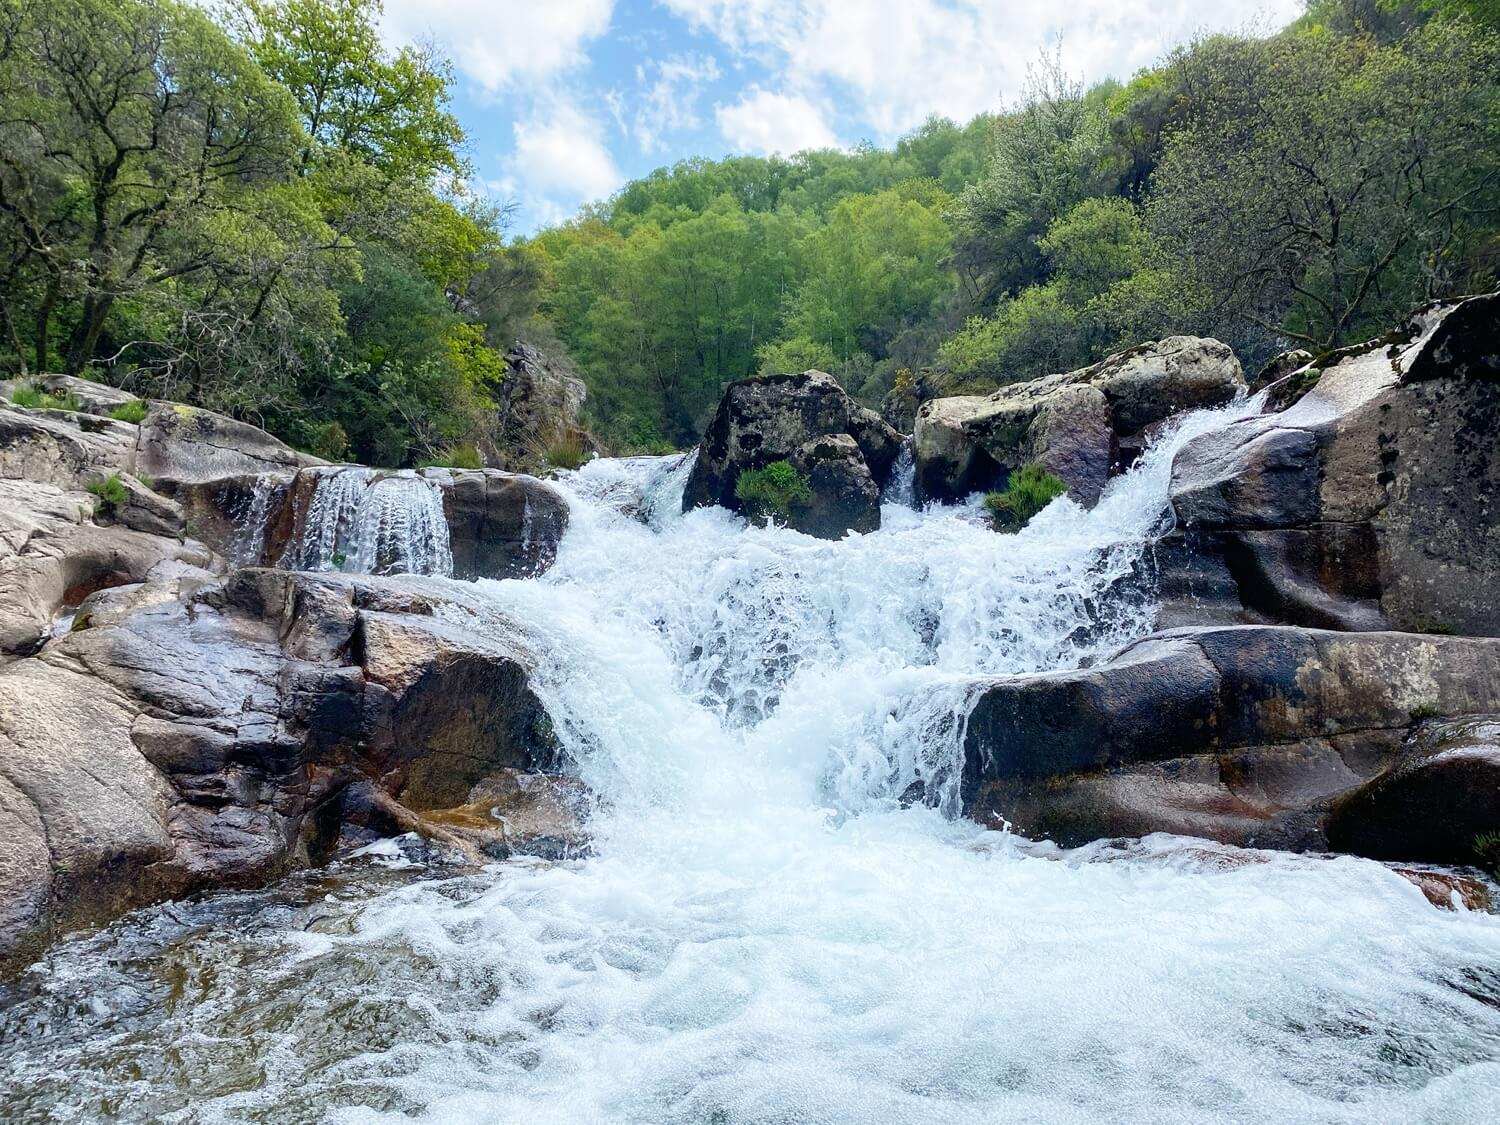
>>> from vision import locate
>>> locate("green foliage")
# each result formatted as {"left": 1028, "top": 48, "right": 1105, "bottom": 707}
{"left": 735, "top": 461, "right": 813, "bottom": 524}
{"left": 417, "top": 442, "right": 482, "bottom": 470}
{"left": 1475, "top": 830, "right": 1500, "bottom": 878}
{"left": 1409, "top": 702, "right": 1442, "bottom": 721}
{"left": 757, "top": 338, "right": 839, "bottom": 375}
{"left": 87, "top": 473, "right": 129, "bottom": 515}
{"left": 306, "top": 420, "right": 351, "bottom": 461}
{"left": 1147, "top": 18, "right": 1500, "bottom": 350}
{"left": 544, "top": 433, "right": 587, "bottom": 471}
{"left": 939, "top": 284, "right": 1082, "bottom": 383}
{"left": 8, "top": 383, "right": 82, "bottom": 411}
{"left": 984, "top": 465, "right": 1069, "bottom": 532}
{"left": 0, "top": 0, "right": 523, "bottom": 469}
{"left": 109, "top": 400, "right": 149, "bottom": 424}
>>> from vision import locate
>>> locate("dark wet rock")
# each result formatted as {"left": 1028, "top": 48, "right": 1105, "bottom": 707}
{"left": 1327, "top": 717, "right": 1500, "bottom": 866}
{"left": 0, "top": 567, "right": 565, "bottom": 976}
{"left": 421, "top": 467, "right": 569, "bottom": 579}
{"left": 684, "top": 369, "right": 904, "bottom": 540}
{"left": 787, "top": 433, "right": 882, "bottom": 538}
{"left": 1167, "top": 294, "right": 1500, "bottom": 635}
{"left": 966, "top": 626, "right": 1500, "bottom": 851}
{"left": 915, "top": 336, "right": 1244, "bottom": 503}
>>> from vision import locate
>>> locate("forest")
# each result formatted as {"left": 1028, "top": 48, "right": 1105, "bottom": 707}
{"left": 1, "top": 0, "right": 1497, "bottom": 461}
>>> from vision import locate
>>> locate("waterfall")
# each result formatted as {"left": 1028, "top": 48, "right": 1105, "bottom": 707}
{"left": 278, "top": 467, "right": 453, "bottom": 577}
{"left": 10, "top": 392, "right": 1500, "bottom": 1123}
{"left": 227, "top": 473, "right": 283, "bottom": 565}
{"left": 881, "top": 438, "right": 917, "bottom": 508}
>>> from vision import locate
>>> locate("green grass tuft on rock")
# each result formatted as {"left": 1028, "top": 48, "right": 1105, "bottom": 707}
{"left": 9, "top": 382, "right": 82, "bottom": 412}
{"left": 736, "top": 460, "right": 813, "bottom": 524}
{"left": 984, "top": 464, "right": 1068, "bottom": 532}
{"left": 108, "top": 399, "right": 148, "bottom": 424}
{"left": 87, "top": 472, "right": 129, "bottom": 515}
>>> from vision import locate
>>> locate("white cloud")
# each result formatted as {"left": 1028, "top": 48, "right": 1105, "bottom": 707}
{"left": 663, "top": 0, "right": 1306, "bottom": 143}
{"left": 614, "top": 53, "right": 722, "bottom": 154}
{"left": 381, "top": 0, "right": 614, "bottom": 93}
{"left": 504, "top": 99, "right": 624, "bottom": 224}
{"left": 716, "top": 88, "right": 839, "bottom": 156}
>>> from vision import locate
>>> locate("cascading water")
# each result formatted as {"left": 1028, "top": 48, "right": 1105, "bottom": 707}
{"left": 279, "top": 468, "right": 453, "bottom": 577}
{"left": 5, "top": 396, "right": 1500, "bottom": 1123}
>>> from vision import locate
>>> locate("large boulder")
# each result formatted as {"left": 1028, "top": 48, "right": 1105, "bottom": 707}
{"left": 684, "top": 370, "right": 904, "bottom": 539}
{"left": 132, "top": 402, "right": 322, "bottom": 489}
{"left": 422, "top": 467, "right": 570, "bottom": 580}
{"left": 915, "top": 337, "right": 1245, "bottom": 503}
{"left": 1326, "top": 717, "right": 1500, "bottom": 866}
{"left": 964, "top": 625, "right": 1500, "bottom": 852}
{"left": 0, "top": 567, "right": 565, "bottom": 976}
{"left": 0, "top": 406, "right": 135, "bottom": 488}
{"left": 483, "top": 341, "right": 592, "bottom": 474}
{"left": 1169, "top": 294, "right": 1500, "bottom": 635}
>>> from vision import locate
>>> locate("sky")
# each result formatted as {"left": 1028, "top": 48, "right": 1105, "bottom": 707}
{"left": 379, "top": 0, "right": 1307, "bottom": 235}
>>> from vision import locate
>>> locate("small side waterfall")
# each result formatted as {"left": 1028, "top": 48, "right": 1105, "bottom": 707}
{"left": 881, "top": 439, "right": 917, "bottom": 508}
{"left": 278, "top": 467, "right": 453, "bottom": 577}
{"left": 227, "top": 474, "right": 284, "bottom": 565}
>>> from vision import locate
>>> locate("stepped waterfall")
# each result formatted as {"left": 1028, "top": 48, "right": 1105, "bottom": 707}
{"left": 4, "top": 397, "right": 1500, "bottom": 1123}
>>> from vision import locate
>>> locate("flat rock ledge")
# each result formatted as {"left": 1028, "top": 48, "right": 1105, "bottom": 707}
{"left": 965, "top": 625, "right": 1500, "bottom": 861}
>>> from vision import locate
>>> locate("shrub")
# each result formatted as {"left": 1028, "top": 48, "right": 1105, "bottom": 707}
{"left": 1408, "top": 702, "right": 1441, "bottom": 722}
{"left": 545, "top": 433, "right": 586, "bottom": 470}
{"left": 735, "top": 461, "right": 813, "bottom": 524}
{"left": 9, "top": 382, "right": 82, "bottom": 411}
{"left": 109, "top": 399, "right": 149, "bottom": 424}
{"left": 984, "top": 464, "right": 1069, "bottom": 532}
{"left": 87, "top": 473, "right": 129, "bottom": 515}
{"left": 306, "top": 421, "right": 351, "bottom": 462}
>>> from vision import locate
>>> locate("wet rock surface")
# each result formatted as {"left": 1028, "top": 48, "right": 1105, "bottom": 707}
{"left": 0, "top": 563, "right": 566, "bottom": 976}
{"left": 1167, "top": 294, "right": 1500, "bottom": 635}
{"left": 966, "top": 626, "right": 1500, "bottom": 852}
{"left": 684, "top": 369, "right": 904, "bottom": 539}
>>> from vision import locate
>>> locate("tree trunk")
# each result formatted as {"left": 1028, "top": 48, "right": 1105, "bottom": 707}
{"left": 34, "top": 274, "right": 58, "bottom": 373}
{"left": 64, "top": 292, "right": 114, "bottom": 375}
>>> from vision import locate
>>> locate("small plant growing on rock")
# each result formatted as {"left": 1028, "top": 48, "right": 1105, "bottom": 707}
{"left": 735, "top": 460, "right": 813, "bottom": 524}
{"left": 109, "top": 400, "right": 148, "bottom": 424}
{"left": 985, "top": 464, "right": 1068, "bottom": 532}
{"left": 10, "top": 382, "right": 82, "bottom": 411}
{"left": 87, "top": 473, "right": 129, "bottom": 516}
{"left": 1408, "top": 702, "right": 1441, "bottom": 722}
{"left": 1475, "top": 831, "right": 1500, "bottom": 879}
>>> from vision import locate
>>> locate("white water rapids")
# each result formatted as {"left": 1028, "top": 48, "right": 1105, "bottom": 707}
{"left": 5, "top": 397, "right": 1500, "bottom": 1122}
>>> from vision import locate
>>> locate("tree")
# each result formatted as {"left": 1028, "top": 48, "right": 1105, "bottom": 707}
{"left": 233, "top": 0, "right": 465, "bottom": 181}
{"left": 0, "top": 0, "right": 307, "bottom": 373}
{"left": 952, "top": 52, "right": 1111, "bottom": 301}
{"left": 1149, "top": 19, "right": 1500, "bottom": 350}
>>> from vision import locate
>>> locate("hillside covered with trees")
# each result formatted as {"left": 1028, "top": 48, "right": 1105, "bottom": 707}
{"left": 1, "top": 0, "right": 1497, "bottom": 461}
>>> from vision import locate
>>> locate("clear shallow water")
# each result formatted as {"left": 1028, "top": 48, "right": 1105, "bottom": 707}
{"left": 5, "top": 398, "right": 1500, "bottom": 1123}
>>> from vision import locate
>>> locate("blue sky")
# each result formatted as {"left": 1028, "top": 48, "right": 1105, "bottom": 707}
{"left": 380, "top": 0, "right": 1305, "bottom": 235}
